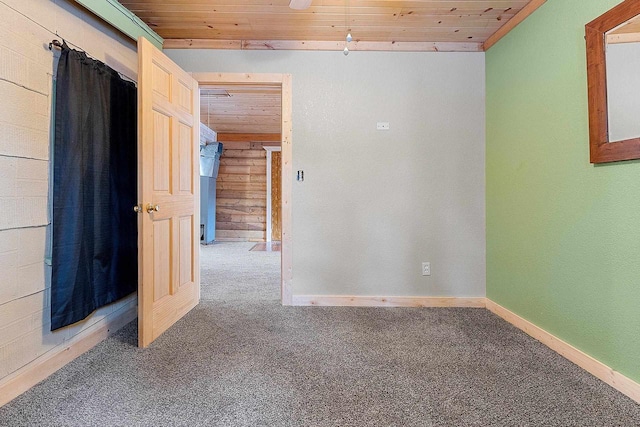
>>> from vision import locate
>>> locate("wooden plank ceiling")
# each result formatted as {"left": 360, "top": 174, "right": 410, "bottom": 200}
{"left": 119, "top": 0, "right": 535, "bottom": 51}
{"left": 142, "top": 1, "right": 542, "bottom": 132}
{"left": 201, "top": 85, "right": 282, "bottom": 134}
{"left": 607, "top": 14, "right": 640, "bottom": 44}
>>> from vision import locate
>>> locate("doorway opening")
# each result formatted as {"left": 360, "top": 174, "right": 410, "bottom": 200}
{"left": 195, "top": 73, "right": 293, "bottom": 305}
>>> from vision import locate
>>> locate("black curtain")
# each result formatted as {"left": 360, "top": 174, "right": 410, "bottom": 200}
{"left": 51, "top": 43, "right": 137, "bottom": 331}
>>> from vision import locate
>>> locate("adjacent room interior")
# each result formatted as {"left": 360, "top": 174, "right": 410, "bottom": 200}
{"left": 0, "top": 0, "right": 639, "bottom": 425}
{"left": 199, "top": 83, "right": 284, "bottom": 306}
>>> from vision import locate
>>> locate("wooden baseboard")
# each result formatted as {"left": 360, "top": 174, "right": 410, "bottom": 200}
{"left": 3, "top": 295, "right": 637, "bottom": 408}
{"left": 291, "top": 295, "right": 486, "bottom": 308}
{"left": 0, "top": 303, "right": 137, "bottom": 407}
{"left": 486, "top": 299, "right": 640, "bottom": 404}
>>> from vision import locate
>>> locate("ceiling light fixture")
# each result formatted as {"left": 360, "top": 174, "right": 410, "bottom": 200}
{"left": 343, "top": 0, "right": 351, "bottom": 56}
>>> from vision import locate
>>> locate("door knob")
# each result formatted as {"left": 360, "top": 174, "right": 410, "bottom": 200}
{"left": 146, "top": 204, "right": 160, "bottom": 213}
{"left": 133, "top": 204, "right": 143, "bottom": 213}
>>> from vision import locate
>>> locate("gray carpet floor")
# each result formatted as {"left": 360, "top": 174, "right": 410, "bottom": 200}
{"left": 1, "top": 242, "right": 639, "bottom": 426}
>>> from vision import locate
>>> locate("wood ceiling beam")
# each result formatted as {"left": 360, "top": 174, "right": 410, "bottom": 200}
{"left": 483, "top": 0, "right": 546, "bottom": 51}
{"left": 165, "top": 39, "right": 483, "bottom": 52}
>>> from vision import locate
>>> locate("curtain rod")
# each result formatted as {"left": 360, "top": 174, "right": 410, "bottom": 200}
{"left": 49, "top": 39, "right": 64, "bottom": 51}
{"left": 49, "top": 38, "right": 137, "bottom": 85}
{"left": 0, "top": 1, "right": 137, "bottom": 83}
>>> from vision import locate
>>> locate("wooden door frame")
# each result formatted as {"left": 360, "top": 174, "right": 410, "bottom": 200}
{"left": 192, "top": 73, "right": 293, "bottom": 306}
{"left": 264, "top": 146, "right": 281, "bottom": 243}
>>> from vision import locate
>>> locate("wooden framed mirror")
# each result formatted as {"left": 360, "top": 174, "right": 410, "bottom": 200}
{"left": 586, "top": 0, "right": 640, "bottom": 163}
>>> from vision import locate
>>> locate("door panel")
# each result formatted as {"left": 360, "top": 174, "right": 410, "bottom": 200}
{"left": 138, "top": 37, "right": 200, "bottom": 347}
{"left": 179, "top": 216, "right": 194, "bottom": 287}
{"left": 153, "top": 112, "right": 171, "bottom": 192}
{"left": 153, "top": 220, "right": 171, "bottom": 301}
{"left": 178, "top": 124, "right": 193, "bottom": 193}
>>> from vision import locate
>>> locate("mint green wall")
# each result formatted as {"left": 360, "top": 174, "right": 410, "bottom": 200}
{"left": 486, "top": 0, "right": 640, "bottom": 383}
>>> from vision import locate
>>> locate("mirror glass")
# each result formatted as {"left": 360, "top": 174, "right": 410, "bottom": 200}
{"left": 605, "top": 14, "right": 640, "bottom": 143}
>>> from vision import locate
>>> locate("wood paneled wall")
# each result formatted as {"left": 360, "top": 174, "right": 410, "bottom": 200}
{"left": 0, "top": 0, "right": 138, "bottom": 389}
{"left": 216, "top": 134, "right": 280, "bottom": 241}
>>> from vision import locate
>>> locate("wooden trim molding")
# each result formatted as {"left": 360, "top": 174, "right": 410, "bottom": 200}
{"left": 294, "top": 295, "right": 640, "bottom": 403}
{"left": 264, "top": 146, "right": 282, "bottom": 243}
{"left": 164, "top": 39, "right": 483, "bottom": 52}
{"left": 486, "top": 299, "right": 640, "bottom": 404}
{"left": 0, "top": 303, "right": 137, "bottom": 407}
{"left": 586, "top": 0, "right": 640, "bottom": 163}
{"left": 292, "top": 295, "right": 486, "bottom": 308}
{"left": 280, "top": 74, "right": 293, "bottom": 305}
{"left": 483, "top": 0, "right": 547, "bottom": 51}
{"left": 217, "top": 133, "right": 281, "bottom": 143}
{"left": 4, "top": 295, "right": 639, "bottom": 407}
{"left": 193, "top": 73, "right": 293, "bottom": 305}
{"left": 607, "top": 31, "right": 640, "bottom": 44}
{"left": 74, "top": 0, "right": 163, "bottom": 48}
{"left": 196, "top": 73, "right": 285, "bottom": 86}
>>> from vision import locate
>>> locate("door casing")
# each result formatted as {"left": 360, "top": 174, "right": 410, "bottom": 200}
{"left": 264, "top": 146, "right": 282, "bottom": 243}
{"left": 194, "top": 73, "right": 293, "bottom": 306}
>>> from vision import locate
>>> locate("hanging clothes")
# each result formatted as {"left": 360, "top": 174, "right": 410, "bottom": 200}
{"left": 51, "top": 43, "right": 137, "bottom": 330}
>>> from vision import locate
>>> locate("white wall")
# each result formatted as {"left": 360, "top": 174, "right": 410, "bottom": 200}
{"left": 0, "top": 0, "right": 137, "bottom": 384}
{"left": 606, "top": 41, "right": 640, "bottom": 142}
{"left": 168, "top": 49, "right": 486, "bottom": 297}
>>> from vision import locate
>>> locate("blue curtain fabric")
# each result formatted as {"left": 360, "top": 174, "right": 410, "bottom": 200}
{"left": 51, "top": 43, "right": 137, "bottom": 330}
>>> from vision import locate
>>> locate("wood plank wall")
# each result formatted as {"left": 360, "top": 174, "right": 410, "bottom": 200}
{"left": 0, "top": 0, "right": 138, "bottom": 386}
{"left": 216, "top": 134, "right": 280, "bottom": 241}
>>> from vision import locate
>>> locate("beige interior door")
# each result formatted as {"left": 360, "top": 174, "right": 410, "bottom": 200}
{"left": 137, "top": 37, "right": 200, "bottom": 348}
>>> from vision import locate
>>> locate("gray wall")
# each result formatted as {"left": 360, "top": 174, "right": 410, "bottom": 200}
{"left": 607, "top": 42, "right": 640, "bottom": 142}
{"left": 168, "top": 49, "right": 486, "bottom": 297}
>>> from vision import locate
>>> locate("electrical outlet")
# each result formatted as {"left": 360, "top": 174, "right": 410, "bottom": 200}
{"left": 377, "top": 122, "right": 390, "bottom": 130}
{"left": 422, "top": 262, "right": 431, "bottom": 276}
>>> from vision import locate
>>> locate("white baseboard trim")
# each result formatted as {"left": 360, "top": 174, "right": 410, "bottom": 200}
{"left": 486, "top": 299, "right": 640, "bottom": 404}
{"left": 291, "top": 295, "right": 486, "bottom": 308}
{"left": 0, "top": 303, "right": 137, "bottom": 407}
